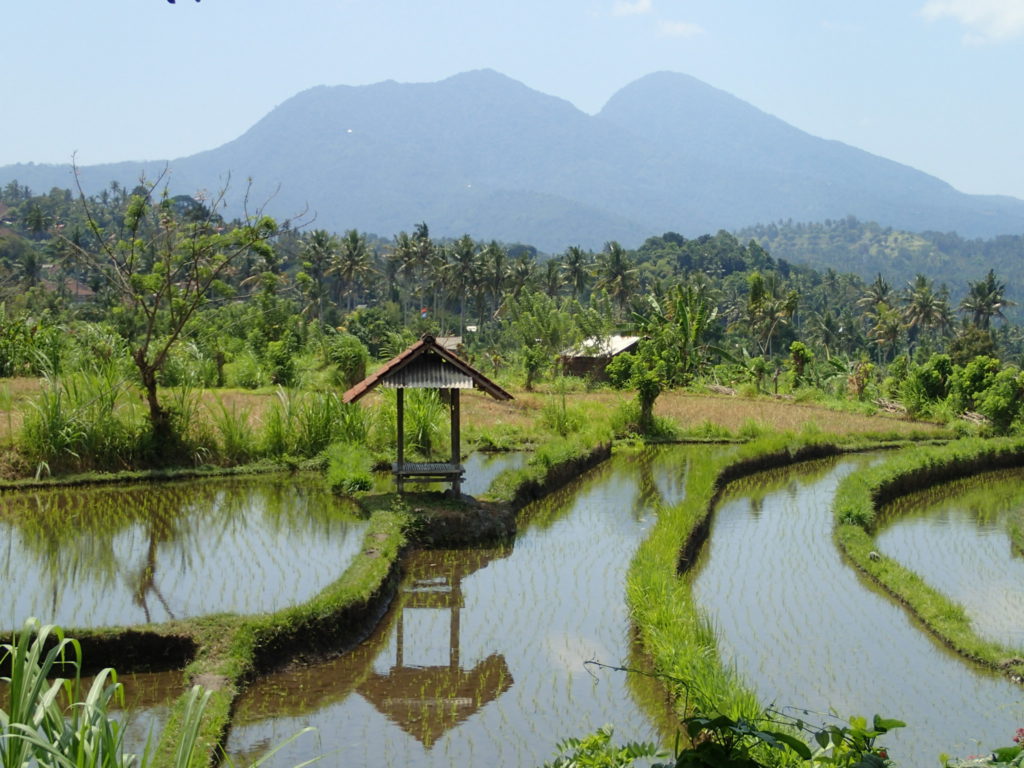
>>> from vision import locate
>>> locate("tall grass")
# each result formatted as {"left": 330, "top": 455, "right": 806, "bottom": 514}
{"left": 210, "top": 397, "right": 257, "bottom": 464}
{"left": 259, "top": 389, "right": 371, "bottom": 459}
{"left": 0, "top": 619, "right": 200, "bottom": 768}
{"left": 20, "top": 368, "right": 145, "bottom": 475}
{"left": 0, "top": 619, "right": 315, "bottom": 768}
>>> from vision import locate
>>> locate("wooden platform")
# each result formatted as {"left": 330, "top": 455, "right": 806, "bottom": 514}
{"left": 393, "top": 462, "right": 465, "bottom": 493}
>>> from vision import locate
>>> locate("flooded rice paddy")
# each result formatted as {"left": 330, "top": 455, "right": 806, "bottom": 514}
{"left": 0, "top": 475, "right": 367, "bottom": 628}
{"left": 226, "top": 447, "right": 689, "bottom": 768}
{"left": 876, "top": 468, "right": 1024, "bottom": 648}
{"left": 3, "top": 448, "right": 1023, "bottom": 767}
{"left": 691, "top": 456, "right": 1023, "bottom": 767}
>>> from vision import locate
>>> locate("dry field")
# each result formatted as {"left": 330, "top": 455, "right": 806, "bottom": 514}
{"left": 0, "top": 377, "right": 944, "bottom": 448}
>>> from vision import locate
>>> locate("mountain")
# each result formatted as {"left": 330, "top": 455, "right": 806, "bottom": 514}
{"left": 2, "top": 70, "right": 1022, "bottom": 251}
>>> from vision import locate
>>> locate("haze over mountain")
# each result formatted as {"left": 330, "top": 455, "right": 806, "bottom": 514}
{"left": 2, "top": 69, "right": 1022, "bottom": 251}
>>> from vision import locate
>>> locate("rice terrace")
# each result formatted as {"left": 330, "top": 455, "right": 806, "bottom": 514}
{"left": 4, "top": 4, "right": 1024, "bottom": 765}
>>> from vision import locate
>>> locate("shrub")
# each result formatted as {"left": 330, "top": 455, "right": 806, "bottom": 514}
{"left": 326, "top": 441, "right": 374, "bottom": 494}
{"left": 325, "top": 332, "right": 370, "bottom": 388}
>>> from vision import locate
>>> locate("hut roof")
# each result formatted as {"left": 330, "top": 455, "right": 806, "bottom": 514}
{"left": 562, "top": 334, "right": 641, "bottom": 359}
{"left": 342, "top": 334, "right": 512, "bottom": 404}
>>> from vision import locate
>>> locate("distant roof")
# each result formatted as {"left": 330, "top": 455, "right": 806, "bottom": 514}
{"left": 342, "top": 335, "right": 513, "bottom": 403}
{"left": 434, "top": 336, "right": 462, "bottom": 352}
{"left": 562, "top": 335, "right": 641, "bottom": 358}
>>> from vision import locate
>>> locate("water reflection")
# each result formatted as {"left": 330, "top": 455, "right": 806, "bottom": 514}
{"left": 0, "top": 475, "right": 367, "bottom": 629}
{"left": 372, "top": 452, "right": 528, "bottom": 497}
{"left": 877, "top": 468, "right": 1024, "bottom": 648}
{"left": 692, "top": 457, "right": 1023, "bottom": 768}
{"left": 228, "top": 446, "right": 694, "bottom": 768}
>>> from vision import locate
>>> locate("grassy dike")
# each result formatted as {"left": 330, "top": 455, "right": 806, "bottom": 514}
{"left": 833, "top": 437, "right": 1024, "bottom": 682}
{"left": 624, "top": 433, "right": 905, "bottom": 751}
{"left": 145, "top": 421, "right": 616, "bottom": 768}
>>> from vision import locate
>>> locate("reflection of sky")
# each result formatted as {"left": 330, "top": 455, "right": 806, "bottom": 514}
{"left": 227, "top": 447, "right": 694, "bottom": 768}
{"left": 692, "top": 458, "right": 1024, "bottom": 768}
{"left": 0, "top": 476, "right": 367, "bottom": 628}
{"left": 876, "top": 471, "right": 1024, "bottom": 649}
{"left": 372, "top": 451, "right": 528, "bottom": 497}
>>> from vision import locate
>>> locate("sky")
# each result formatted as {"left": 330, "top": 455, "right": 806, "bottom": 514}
{"left": 3, "top": 0, "right": 1023, "bottom": 200}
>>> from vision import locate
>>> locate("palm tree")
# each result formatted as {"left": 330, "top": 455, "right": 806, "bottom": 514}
{"left": 481, "top": 241, "right": 507, "bottom": 318}
{"left": 330, "top": 229, "right": 374, "bottom": 311}
{"left": 857, "top": 274, "right": 893, "bottom": 313}
{"left": 506, "top": 254, "right": 536, "bottom": 302}
{"left": 901, "top": 273, "right": 951, "bottom": 350}
{"left": 543, "top": 258, "right": 563, "bottom": 298}
{"left": 300, "top": 229, "right": 336, "bottom": 323}
{"left": 447, "top": 235, "right": 481, "bottom": 333}
{"left": 561, "top": 245, "right": 591, "bottom": 300}
{"left": 806, "top": 309, "right": 843, "bottom": 360}
{"left": 866, "top": 301, "right": 903, "bottom": 363}
{"left": 959, "top": 269, "right": 1014, "bottom": 330}
{"left": 594, "top": 241, "right": 639, "bottom": 318}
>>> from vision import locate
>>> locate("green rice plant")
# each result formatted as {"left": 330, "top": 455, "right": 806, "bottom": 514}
{"left": 737, "top": 419, "right": 769, "bottom": 439}
{"left": 20, "top": 367, "right": 146, "bottom": 474}
{"left": 833, "top": 437, "right": 1024, "bottom": 679}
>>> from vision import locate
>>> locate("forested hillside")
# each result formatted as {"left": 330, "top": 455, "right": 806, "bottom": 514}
{"left": 738, "top": 217, "right": 1024, "bottom": 311}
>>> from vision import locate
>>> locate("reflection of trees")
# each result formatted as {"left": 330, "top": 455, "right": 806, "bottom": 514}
{"left": 0, "top": 475, "right": 363, "bottom": 626}
{"left": 880, "top": 467, "right": 1024, "bottom": 535}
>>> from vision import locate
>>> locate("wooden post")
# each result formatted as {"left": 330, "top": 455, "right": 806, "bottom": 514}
{"left": 450, "top": 388, "right": 461, "bottom": 496}
{"left": 396, "top": 388, "right": 405, "bottom": 493}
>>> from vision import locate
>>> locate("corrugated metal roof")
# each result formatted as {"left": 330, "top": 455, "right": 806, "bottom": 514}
{"left": 342, "top": 335, "right": 513, "bottom": 403}
{"left": 381, "top": 355, "right": 475, "bottom": 388}
{"left": 562, "top": 335, "right": 641, "bottom": 358}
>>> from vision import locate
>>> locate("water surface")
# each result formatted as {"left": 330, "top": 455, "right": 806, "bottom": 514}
{"left": 0, "top": 475, "right": 367, "bottom": 628}
{"left": 876, "top": 468, "right": 1024, "bottom": 649}
{"left": 691, "top": 457, "right": 1023, "bottom": 767}
{"left": 227, "top": 446, "right": 692, "bottom": 768}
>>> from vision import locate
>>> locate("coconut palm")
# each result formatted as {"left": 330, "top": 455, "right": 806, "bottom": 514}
{"left": 299, "top": 229, "right": 336, "bottom": 323}
{"left": 959, "top": 269, "right": 1014, "bottom": 330}
{"left": 561, "top": 245, "right": 591, "bottom": 300}
{"left": 901, "top": 273, "right": 951, "bottom": 350}
{"left": 594, "top": 241, "right": 639, "bottom": 318}
{"left": 330, "top": 229, "right": 375, "bottom": 311}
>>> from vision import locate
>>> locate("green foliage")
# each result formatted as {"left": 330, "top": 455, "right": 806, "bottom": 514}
{"left": 0, "top": 619, "right": 211, "bottom": 768}
{"left": 605, "top": 352, "right": 635, "bottom": 389}
{"left": 788, "top": 340, "right": 814, "bottom": 387}
{"left": 325, "top": 441, "right": 374, "bottom": 493}
{"left": 541, "top": 725, "right": 662, "bottom": 768}
{"left": 224, "top": 350, "right": 269, "bottom": 390}
{"left": 265, "top": 339, "right": 296, "bottom": 386}
{"left": 20, "top": 368, "right": 146, "bottom": 475}
{"left": 975, "top": 367, "right": 1024, "bottom": 434}
{"left": 540, "top": 396, "right": 585, "bottom": 437}
{"left": 899, "top": 353, "right": 952, "bottom": 417}
{"left": 402, "top": 389, "right": 447, "bottom": 458}
{"left": 324, "top": 332, "right": 370, "bottom": 388}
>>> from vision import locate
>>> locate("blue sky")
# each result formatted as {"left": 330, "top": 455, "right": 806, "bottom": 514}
{"left": 4, "top": 0, "right": 1023, "bottom": 200}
